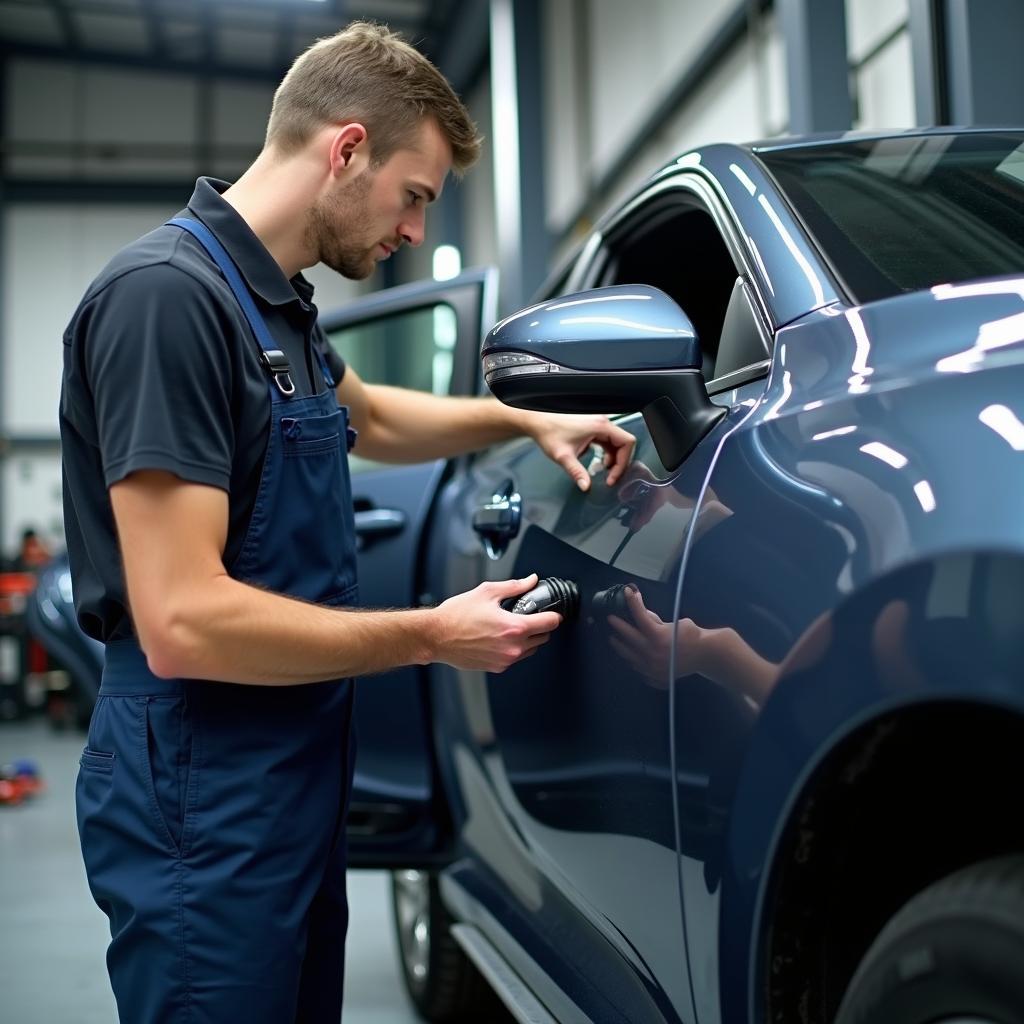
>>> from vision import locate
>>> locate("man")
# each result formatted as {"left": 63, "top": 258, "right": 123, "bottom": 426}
{"left": 61, "top": 20, "right": 633, "bottom": 1024}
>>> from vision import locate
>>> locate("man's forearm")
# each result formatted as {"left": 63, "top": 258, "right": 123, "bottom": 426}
{"left": 142, "top": 571, "right": 438, "bottom": 684}
{"left": 356, "top": 384, "right": 535, "bottom": 462}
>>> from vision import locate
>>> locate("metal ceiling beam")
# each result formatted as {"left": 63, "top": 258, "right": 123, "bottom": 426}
{"left": 0, "top": 40, "right": 284, "bottom": 82}
{"left": 154, "top": 0, "right": 419, "bottom": 32}
{"left": 3, "top": 179, "right": 197, "bottom": 203}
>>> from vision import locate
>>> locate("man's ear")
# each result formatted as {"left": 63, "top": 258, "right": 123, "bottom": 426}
{"left": 329, "top": 122, "right": 369, "bottom": 177}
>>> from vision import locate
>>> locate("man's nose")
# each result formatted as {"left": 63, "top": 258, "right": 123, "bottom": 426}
{"left": 399, "top": 217, "right": 425, "bottom": 248}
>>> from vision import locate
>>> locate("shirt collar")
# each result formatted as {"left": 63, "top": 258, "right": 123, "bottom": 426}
{"left": 184, "top": 177, "right": 316, "bottom": 309}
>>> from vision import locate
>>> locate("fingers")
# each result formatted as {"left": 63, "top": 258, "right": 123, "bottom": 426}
{"left": 517, "top": 610, "right": 561, "bottom": 634}
{"left": 601, "top": 428, "right": 636, "bottom": 487}
{"left": 488, "top": 573, "right": 538, "bottom": 599}
{"left": 555, "top": 447, "right": 591, "bottom": 492}
{"left": 623, "top": 585, "right": 659, "bottom": 630}
{"left": 607, "top": 614, "right": 645, "bottom": 646}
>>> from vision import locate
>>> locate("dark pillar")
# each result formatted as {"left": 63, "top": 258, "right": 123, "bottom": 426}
{"left": 778, "top": 0, "right": 853, "bottom": 133}
{"left": 943, "top": 0, "right": 1024, "bottom": 124}
{"left": 489, "top": 0, "right": 549, "bottom": 314}
{"left": 0, "top": 55, "right": 8, "bottom": 554}
{"left": 908, "top": 0, "right": 947, "bottom": 125}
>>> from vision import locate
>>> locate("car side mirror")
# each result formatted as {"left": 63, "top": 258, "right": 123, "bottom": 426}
{"left": 482, "top": 284, "right": 726, "bottom": 470}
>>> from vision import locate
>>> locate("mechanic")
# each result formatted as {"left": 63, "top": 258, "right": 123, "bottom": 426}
{"left": 60, "top": 21, "right": 634, "bottom": 1024}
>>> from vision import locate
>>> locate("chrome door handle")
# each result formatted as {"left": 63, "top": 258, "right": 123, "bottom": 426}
{"left": 354, "top": 508, "right": 406, "bottom": 539}
{"left": 472, "top": 480, "right": 521, "bottom": 559}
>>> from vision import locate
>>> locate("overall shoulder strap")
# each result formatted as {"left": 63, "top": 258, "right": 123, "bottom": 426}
{"left": 166, "top": 217, "right": 295, "bottom": 398}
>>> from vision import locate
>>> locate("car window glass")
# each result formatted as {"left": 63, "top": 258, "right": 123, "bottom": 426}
{"left": 327, "top": 304, "right": 457, "bottom": 395}
{"left": 327, "top": 303, "right": 457, "bottom": 472}
{"left": 759, "top": 132, "right": 1024, "bottom": 303}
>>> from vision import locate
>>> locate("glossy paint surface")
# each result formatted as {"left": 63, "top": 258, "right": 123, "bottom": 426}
{"left": 671, "top": 283, "right": 1024, "bottom": 1022}
{"left": 449, "top": 156, "right": 1024, "bottom": 1021}
{"left": 347, "top": 133, "right": 1024, "bottom": 1024}
{"left": 483, "top": 284, "right": 701, "bottom": 371}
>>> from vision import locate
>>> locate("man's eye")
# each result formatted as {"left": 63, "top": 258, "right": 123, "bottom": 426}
{"left": 408, "top": 191, "right": 422, "bottom": 206}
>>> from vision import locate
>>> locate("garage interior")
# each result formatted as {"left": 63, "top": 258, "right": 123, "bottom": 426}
{"left": 1, "top": 1, "right": 1023, "bottom": 1021}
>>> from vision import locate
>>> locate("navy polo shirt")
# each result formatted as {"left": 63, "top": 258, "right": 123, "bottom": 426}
{"left": 60, "top": 178, "right": 347, "bottom": 642}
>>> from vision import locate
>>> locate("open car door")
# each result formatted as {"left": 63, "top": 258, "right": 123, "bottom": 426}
{"left": 318, "top": 268, "right": 497, "bottom": 867}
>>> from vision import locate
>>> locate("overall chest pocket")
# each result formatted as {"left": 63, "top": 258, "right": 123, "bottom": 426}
{"left": 281, "top": 411, "right": 343, "bottom": 457}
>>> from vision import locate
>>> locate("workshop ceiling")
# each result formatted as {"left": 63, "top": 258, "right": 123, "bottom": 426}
{"left": 0, "top": 0, "right": 458, "bottom": 80}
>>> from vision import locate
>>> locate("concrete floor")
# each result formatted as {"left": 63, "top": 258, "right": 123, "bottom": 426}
{"left": 0, "top": 716, "right": 422, "bottom": 1024}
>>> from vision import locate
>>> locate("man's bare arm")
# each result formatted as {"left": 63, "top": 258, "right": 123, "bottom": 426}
{"left": 337, "top": 365, "right": 635, "bottom": 489}
{"left": 111, "top": 470, "right": 558, "bottom": 684}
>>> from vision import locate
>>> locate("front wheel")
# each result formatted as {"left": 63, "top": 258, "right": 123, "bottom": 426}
{"left": 836, "top": 855, "right": 1024, "bottom": 1024}
{"left": 391, "top": 869, "right": 510, "bottom": 1022}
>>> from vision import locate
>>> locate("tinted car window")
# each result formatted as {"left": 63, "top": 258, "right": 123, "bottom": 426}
{"left": 759, "top": 132, "right": 1024, "bottom": 304}
{"left": 327, "top": 303, "right": 457, "bottom": 472}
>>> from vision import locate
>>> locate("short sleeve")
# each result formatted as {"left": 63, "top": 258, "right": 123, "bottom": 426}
{"left": 76, "top": 263, "right": 235, "bottom": 490}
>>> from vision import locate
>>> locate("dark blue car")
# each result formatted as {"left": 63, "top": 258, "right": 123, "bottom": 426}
{"left": 333, "top": 127, "right": 1024, "bottom": 1024}
{"left": 41, "top": 128, "right": 1024, "bottom": 1022}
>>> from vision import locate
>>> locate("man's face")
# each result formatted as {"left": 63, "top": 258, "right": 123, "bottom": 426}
{"left": 309, "top": 118, "right": 452, "bottom": 280}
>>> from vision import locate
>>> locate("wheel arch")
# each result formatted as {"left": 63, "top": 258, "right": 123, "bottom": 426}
{"left": 714, "top": 548, "right": 1024, "bottom": 1024}
{"left": 760, "top": 699, "right": 1024, "bottom": 1023}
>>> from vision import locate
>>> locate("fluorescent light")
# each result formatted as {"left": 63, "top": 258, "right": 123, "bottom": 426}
{"left": 914, "top": 480, "right": 936, "bottom": 512}
{"left": 860, "top": 442, "right": 908, "bottom": 469}
{"left": 812, "top": 425, "right": 856, "bottom": 441}
{"left": 979, "top": 404, "right": 1024, "bottom": 450}
{"left": 432, "top": 244, "right": 461, "bottom": 282}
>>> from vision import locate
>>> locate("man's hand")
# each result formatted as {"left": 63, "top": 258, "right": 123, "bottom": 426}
{"left": 607, "top": 585, "right": 702, "bottom": 687}
{"left": 525, "top": 412, "right": 635, "bottom": 491}
{"left": 431, "top": 573, "right": 562, "bottom": 672}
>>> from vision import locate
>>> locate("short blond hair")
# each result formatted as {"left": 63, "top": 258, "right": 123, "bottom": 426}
{"left": 266, "top": 21, "right": 481, "bottom": 176}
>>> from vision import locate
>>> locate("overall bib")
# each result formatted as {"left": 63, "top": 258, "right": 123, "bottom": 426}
{"left": 76, "top": 217, "right": 359, "bottom": 1024}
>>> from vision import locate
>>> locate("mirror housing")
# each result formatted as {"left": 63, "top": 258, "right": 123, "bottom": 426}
{"left": 482, "top": 285, "right": 726, "bottom": 470}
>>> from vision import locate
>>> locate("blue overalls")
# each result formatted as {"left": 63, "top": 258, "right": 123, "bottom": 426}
{"left": 76, "top": 217, "right": 359, "bottom": 1024}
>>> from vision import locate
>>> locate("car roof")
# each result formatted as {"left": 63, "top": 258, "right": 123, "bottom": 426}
{"left": 742, "top": 124, "right": 1024, "bottom": 154}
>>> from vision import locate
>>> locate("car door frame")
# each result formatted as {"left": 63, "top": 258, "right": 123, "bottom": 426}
{"left": 321, "top": 266, "right": 500, "bottom": 867}
{"left": 432, "top": 171, "right": 783, "bottom": 1023}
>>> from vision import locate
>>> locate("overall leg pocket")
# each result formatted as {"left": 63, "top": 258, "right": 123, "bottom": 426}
{"left": 140, "top": 695, "right": 196, "bottom": 857}
{"left": 76, "top": 749, "right": 116, "bottom": 877}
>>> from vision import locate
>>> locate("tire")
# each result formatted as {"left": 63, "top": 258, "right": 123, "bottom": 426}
{"left": 836, "top": 855, "right": 1024, "bottom": 1024}
{"left": 390, "top": 869, "right": 511, "bottom": 1023}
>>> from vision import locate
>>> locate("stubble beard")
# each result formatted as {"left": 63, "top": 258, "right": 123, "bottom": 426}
{"left": 307, "top": 170, "right": 377, "bottom": 280}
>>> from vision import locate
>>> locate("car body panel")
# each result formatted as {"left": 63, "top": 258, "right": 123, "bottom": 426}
{"left": 670, "top": 287, "right": 1024, "bottom": 1021}
{"left": 334, "top": 131, "right": 1024, "bottom": 1021}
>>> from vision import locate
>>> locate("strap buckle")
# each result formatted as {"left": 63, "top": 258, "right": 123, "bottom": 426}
{"left": 259, "top": 349, "right": 296, "bottom": 397}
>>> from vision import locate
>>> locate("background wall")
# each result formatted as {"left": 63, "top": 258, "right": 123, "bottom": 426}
{"left": 0, "top": 0, "right": 1009, "bottom": 554}
{"left": 0, "top": 52, "right": 363, "bottom": 554}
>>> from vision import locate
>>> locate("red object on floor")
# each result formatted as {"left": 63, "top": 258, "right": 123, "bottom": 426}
{"left": 0, "top": 760, "right": 45, "bottom": 805}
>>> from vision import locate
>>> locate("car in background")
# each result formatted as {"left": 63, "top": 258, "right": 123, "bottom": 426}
{"left": 333, "top": 127, "right": 1024, "bottom": 1024}
{"left": 25, "top": 552, "right": 103, "bottom": 729}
